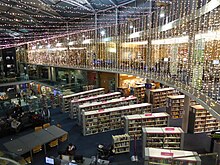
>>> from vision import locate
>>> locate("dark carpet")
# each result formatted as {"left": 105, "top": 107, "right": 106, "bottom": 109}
{"left": 0, "top": 107, "right": 218, "bottom": 165}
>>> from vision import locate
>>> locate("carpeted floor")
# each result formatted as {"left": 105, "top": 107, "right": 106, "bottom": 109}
{"left": 0, "top": 107, "right": 218, "bottom": 165}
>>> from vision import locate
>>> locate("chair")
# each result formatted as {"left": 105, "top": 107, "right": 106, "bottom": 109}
{"left": 57, "top": 123, "right": 62, "bottom": 128}
{"left": 34, "top": 126, "right": 42, "bottom": 132}
{"left": 24, "top": 157, "right": 31, "bottom": 164}
{"left": 49, "top": 139, "right": 58, "bottom": 148}
{"left": 32, "top": 145, "right": 42, "bottom": 153}
{"left": 43, "top": 123, "right": 50, "bottom": 128}
{"left": 59, "top": 133, "right": 68, "bottom": 142}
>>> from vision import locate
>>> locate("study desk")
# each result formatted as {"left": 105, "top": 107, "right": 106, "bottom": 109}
{"left": 3, "top": 125, "right": 68, "bottom": 159}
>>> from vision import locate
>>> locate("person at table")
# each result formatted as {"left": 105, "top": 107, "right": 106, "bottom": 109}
{"left": 11, "top": 118, "right": 21, "bottom": 133}
{"left": 65, "top": 143, "right": 77, "bottom": 156}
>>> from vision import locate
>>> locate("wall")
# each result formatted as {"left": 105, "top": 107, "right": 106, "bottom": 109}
{"left": 98, "top": 72, "right": 117, "bottom": 93}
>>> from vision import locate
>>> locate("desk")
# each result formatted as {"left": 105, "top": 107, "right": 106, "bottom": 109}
{"left": 3, "top": 139, "right": 29, "bottom": 156}
{"left": 3, "top": 125, "right": 68, "bottom": 159}
{"left": 45, "top": 125, "right": 68, "bottom": 138}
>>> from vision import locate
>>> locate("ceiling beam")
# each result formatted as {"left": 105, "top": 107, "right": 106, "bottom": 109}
{"left": 97, "top": 0, "right": 136, "bottom": 13}
{"left": 84, "top": 0, "right": 96, "bottom": 11}
{"left": 108, "top": 0, "right": 117, "bottom": 6}
{"left": 63, "top": 0, "right": 95, "bottom": 12}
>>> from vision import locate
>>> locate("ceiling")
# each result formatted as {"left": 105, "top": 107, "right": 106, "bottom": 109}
{"left": 0, "top": 0, "right": 171, "bottom": 49}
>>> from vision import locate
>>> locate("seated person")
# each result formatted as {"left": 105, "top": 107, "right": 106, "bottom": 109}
{"left": 65, "top": 143, "right": 76, "bottom": 156}
{"left": 11, "top": 118, "right": 21, "bottom": 132}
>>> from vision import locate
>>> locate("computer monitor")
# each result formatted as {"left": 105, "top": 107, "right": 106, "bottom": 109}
{"left": 45, "top": 157, "right": 55, "bottom": 165}
{"left": 69, "top": 163, "right": 77, "bottom": 165}
{"left": 213, "top": 60, "right": 219, "bottom": 65}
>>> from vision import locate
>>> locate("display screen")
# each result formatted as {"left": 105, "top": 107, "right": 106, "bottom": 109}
{"left": 45, "top": 157, "right": 54, "bottom": 164}
{"left": 213, "top": 60, "right": 219, "bottom": 65}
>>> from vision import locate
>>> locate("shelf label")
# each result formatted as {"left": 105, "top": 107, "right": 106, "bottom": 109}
{"left": 145, "top": 113, "right": 152, "bottom": 116}
{"left": 102, "top": 101, "right": 107, "bottom": 103}
{"left": 165, "top": 127, "right": 175, "bottom": 131}
{"left": 98, "top": 109, "right": 104, "bottom": 112}
{"left": 161, "top": 152, "right": 173, "bottom": 156}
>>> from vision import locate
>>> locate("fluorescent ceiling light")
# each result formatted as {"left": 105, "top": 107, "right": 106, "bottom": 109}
{"left": 152, "top": 36, "right": 189, "bottom": 45}
{"left": 129, "top": 31, "right": 142, "bottom": 39}
{"left": 68, "top": 41, "right": 75, "bottom": 46}
{"left": 56, "top": 43, "right": 62, "bottom": 47}
{"left": 82, "top": 39, "right": 92, "bottom": 44}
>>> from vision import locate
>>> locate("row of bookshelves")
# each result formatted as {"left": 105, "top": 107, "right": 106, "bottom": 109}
{"left": 77, "top": 96, "right": 137, "bottom": 124}
{"left": 142, "top": 127, "right": 184, "bottom": 154}
{"left": 70, "top": 92, "right": 121, "bottom": 119}
{"left": 124, "top": 113, "right": 170, "bottom": 140}
{"left": 144, "top": 148, "right": 201, "bottom": 165}
{"left": 188, "top": 105, "right": 220, "bottom": 133}
{"left": 82, "top": 103, "right": 152, "bottom": 136}
{"left": 60, "top": 88, "right": 105, "bottom": 112}
{"left": 150, "top": 88, "right": 176, "bottom": 109}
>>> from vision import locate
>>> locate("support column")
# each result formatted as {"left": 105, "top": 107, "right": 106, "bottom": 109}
{"left": 51, "top": 67, "right": 56, "bottom": 82}
{"left": 115, "top": 73, "right": 119, "bottom": 91}
{"left": 182, "top": 95, "right": 190, "bottom": 132}
{"left": 146, "top": 79, "right": 151, "bottom": 103}
{"left": 48, "top": 67, "right": 51, "bottom": 80}
{"left": 115, "top": 7, "right": 119, "bottom": 70}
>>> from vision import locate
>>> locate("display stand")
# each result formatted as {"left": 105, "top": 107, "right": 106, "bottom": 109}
{"left": 28, "top": 95, "right": 41, "bottom": 112}
{"left": 82, "top": 103, "right": 152, "bottom": 136}
{"left": 112, "top": 134, "right": 130, "bottom": 154}
{"left": 143, "top": 147, "right": 201, "bottom": 165}
{"left": 77, "top": 96, "right": 137, "bottom": 125}
{"left": 188, "top": 105, "right": 220, "bottom": 133}
{"left": 124, "top": 113, "right": 170, "bottom": 140}
{"left": 150, "top": 88, "right": 175, "bottom": 109}
{"left": 40, "top": 94, "right": 48, "bottom": 110}
{"left": 142, "top": 127, "right": 184, "bottom": 155}
{"left": 70, "top": 92, "right": 121, "bottom": 119}
{"left": 166, "top": 95, "right": 185, "bottom": 119}
{"left": 60, "top": 88, "right": 105, "bottom": 112}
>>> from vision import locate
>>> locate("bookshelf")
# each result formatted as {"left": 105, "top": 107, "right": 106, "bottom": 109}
{"left": 142, "top": 127, "right": 184, "bottom": 155}
{"left": 166, "top": 95, "right": 185, "bottom": 119}
{"left": 112, "top": 134, "right": 130, "bottom": 154}
{"left": 143, "top": 148, "right": 201, "bottom": 165}
{"left": 188, "top": 105, "right": 220, "bottom": 133}
{"left": 124, "top": 113, "right": 170, "bottom": 140}
{"left": 150, "top": 88, "right": 175, "bottom": 109}
{"left": 82, "top": 103, "right": 152, "bottom": 136}
{"left": 130, "top": 84, "right": 146, "bottom": 103}
{"left": 70, "top": 92, "right": 121, "bottom": 119}
{"left": 77, "top": 96, "right": 137, "bottom": 124}
{"left": 60, "top": 88, "right": 105, "bottom": 112}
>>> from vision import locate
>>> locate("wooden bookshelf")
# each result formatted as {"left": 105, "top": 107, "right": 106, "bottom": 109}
{"left": 112, "top": 134, "right": 130, "bottom": 154}
{"left": 77, "top": 96, "right": 137, "bottom": 124}
{"left": 143, "top": 148, "right": 201, "bottom": 165}
{"left": 130, "top": 84, "right": 146, "bottom": 103}
{"left": 166, "top": 95, "right": 185, "bottom": 119}
{"left": 124, "top": 113, "right": 170, "bottom": 140}
{"left": 142, "top": 127, "right": 184, "bottom": 155}
{"left": 82, "top": 103, "right": 152, "bottom": 136}
{"left": 150, "top": 88, "right": 175, "bottom": 109}
{"left": 70, "top": 92, "right": 121, "bottom": 119}
{"left": 188, "top": 105, "right": 220, "bottom": 133}
{"left": 60, "top": 88, "right": 105, "bottom": 112}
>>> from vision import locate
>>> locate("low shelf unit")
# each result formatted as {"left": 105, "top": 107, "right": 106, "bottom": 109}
{"left": 112, "top": 134, "right": 130, "bottom": 154}
{"left": 143, "top": 147, "right": 201, "bottom": 165}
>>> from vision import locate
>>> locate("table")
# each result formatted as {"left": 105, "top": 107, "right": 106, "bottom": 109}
{"left": 3, "top": 125, "right": 68, "bottom": 159}
{"left": 45, "top": 125, "right": 68, "bottom": 138}
{"left": 3, "top": 139, "right": 29, "bottom": 155}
